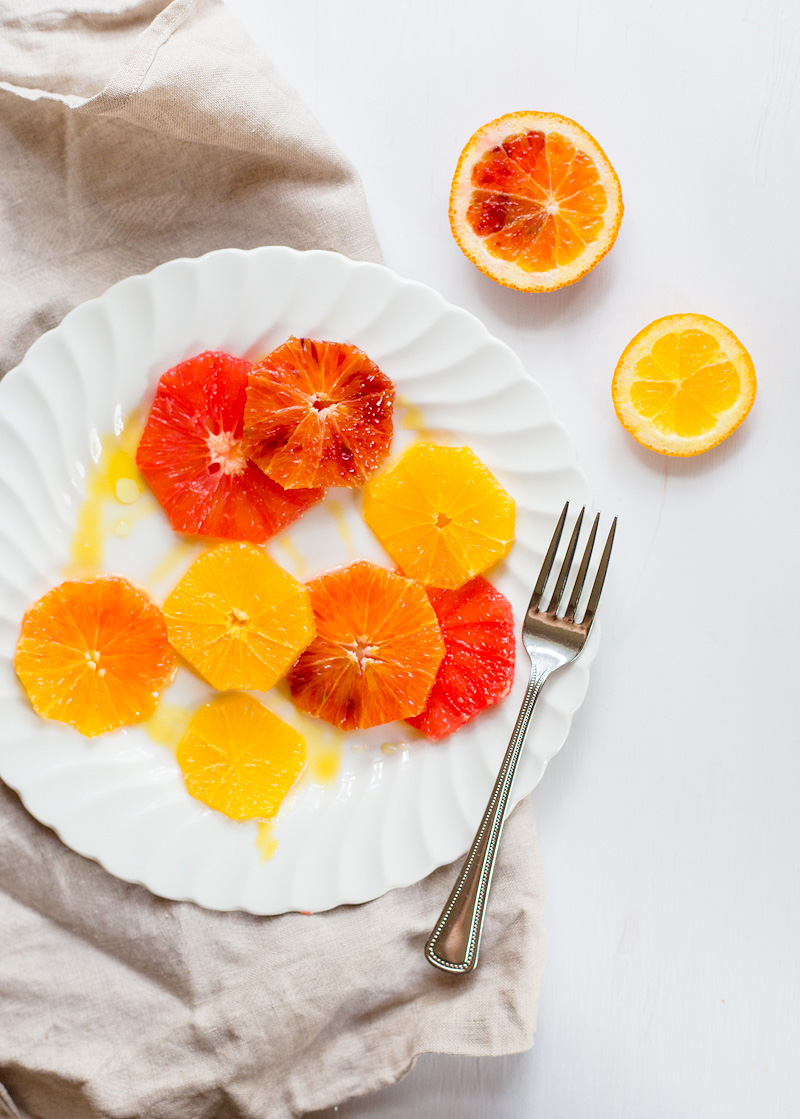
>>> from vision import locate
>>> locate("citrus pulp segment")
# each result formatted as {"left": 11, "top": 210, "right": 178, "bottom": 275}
{"left": 362, "top": 443, "right": 515, "bottom": 589}
{"left": 177, "top": 693, "right": 306, "bottom": 820}
{"left": 136, "top": 350, "right": 322, "bottom": 542}
{"left": 611, "top": 314, "right": 757, "bottom": 456}
{"left": 287, "top": 561, "right": 445, "bottom": 730}
{"left": 406, "top": 577, "right": 516, "bottom": 741}
{"left": 163, "top": 542, "right": 314, "bottom": 692}
{"left": 450, "top": 111, "right": 623, "bottom": 292}
{"left": 244, "top": 337, "right": 395, "bottom": 489}
{"left": 14, "top": 577, "right": 175, "bottom": 737}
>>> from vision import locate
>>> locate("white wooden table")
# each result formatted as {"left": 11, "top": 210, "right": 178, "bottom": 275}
{"left": 227, "top": 1, "right": 800, "bottom": 1113}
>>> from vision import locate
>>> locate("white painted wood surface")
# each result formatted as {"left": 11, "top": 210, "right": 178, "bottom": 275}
{"left": 226, "top": 1, "right": 800, "bottom": 1113}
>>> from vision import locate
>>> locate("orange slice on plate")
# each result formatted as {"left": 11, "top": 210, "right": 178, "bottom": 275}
{"left": 163, "top": 542, "right": 314, "bottom": 692}
{"left": 244, "top": 338, "right": 395, "bottom": 489}
{"left": 612, "top": 314, "right": 756, "bottom": 456}
{"left": 136, "top": 350, "right": 322, "bottom": 543}
{"left": 177, "top": 693, "right": 306, "bottom": 820}
{"left": 450, "top": 111, "right": 623, "bottom": 292}
{"left": 288, "top": 561, "right": 445, "bottom": 730}
{"left": 362, "top": 443, "right": 515, "bottom": 589}
{"left": 14, "top": 576, "right": 175, "bottom": 737}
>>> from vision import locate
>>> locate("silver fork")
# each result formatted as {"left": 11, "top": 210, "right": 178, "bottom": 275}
{"left": 425, "top": 502, "right": 616, "bottom": 974}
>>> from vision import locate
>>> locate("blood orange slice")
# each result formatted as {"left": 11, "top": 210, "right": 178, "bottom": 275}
{"left": 450, "top": 111, "right": 623, "bottom": 292}
{"left": 406, "top": 577, "right": 515, "bottom": 741}
{"left": 287, "top": 561, "right": 445, "bottom": 730}
{"left": 14, "top": 576, "right": 175, "bottom": 737}
{"left": 136, "top": 351, "right": 322, "bottom": 542}
{"left": 243, "top": 338, "right": 395, "bottom": 489}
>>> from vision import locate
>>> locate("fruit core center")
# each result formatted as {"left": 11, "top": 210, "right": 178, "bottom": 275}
{"left": 311, "top": 394, "right": 333, "bottom": 412}
{"left": 351, "top": 636, "right": 377, "bottom": 671}
{"left": 84, "top": 648, "right": 107, "bottom": 677}
{"left": 435, "top": 512, "right": 452, "bottom": 529}
{"left": 206, "top": 430, "right": 247, "bottom": 476}
{"left": 544, "top": 197, "right": 560, "bottom": 215}
{"left": 228, "top": 608, "right": 249, "bottom": 628}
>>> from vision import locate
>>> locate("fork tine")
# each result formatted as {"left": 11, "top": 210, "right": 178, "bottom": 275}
{"left": 528, "top": 502, "right": 568, "bottom": 610}
{"left": 565, "top": 513, "right": 599, "bottom": 620}
{"left": 581, "top": 517, "right": 617, "bottom": 627}
{"left": 545, "top": 507, "right": 584, "bottom": 613}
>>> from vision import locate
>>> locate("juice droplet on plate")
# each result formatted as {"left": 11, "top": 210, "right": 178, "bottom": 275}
{"left": 145, "top": 701, "right": 194, "bottom": 753}
{"left": 255, "top": 820, "right": 279, "bottom": 862}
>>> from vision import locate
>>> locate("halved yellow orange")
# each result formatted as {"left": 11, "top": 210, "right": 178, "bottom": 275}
{"left": 163, "top": 542, "right": 314, "bottom": 691}
{"left": 177, "top": 693, "right": 305, "bottom": 819}
{"left": 450, "top": 111, "right": 623, "bottom": 292}
{"left": 612, "top": 314, "right": 756, "bottom": 456}
{"left": 363, "top": 444, "right": 515, "bottom": 589}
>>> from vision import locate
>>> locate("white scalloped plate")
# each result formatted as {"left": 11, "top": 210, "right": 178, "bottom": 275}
{"left": 0, "top": 247, "right": 594, "bottom": 914}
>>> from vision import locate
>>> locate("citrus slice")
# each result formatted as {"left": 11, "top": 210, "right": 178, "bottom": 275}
{"left": 407, "top": 577, "right": 516, "bottom": 741}
{"left": 163, "top": 542, "right": 314, "bottom": 692}
{"left": 136, "top": 351, "right": 322, "bottom": 542}
{"left": 612, "top": 314, "right": 757, "bottom": 456}
{"left": 450, "top": 111, "right": 623, "bottom": 292}
{"left": 362, "top": 443, "right": 515, "bottom": 590}
{"left": 287, "top": 561, "right": 445, "bottom": 730}
{"left": 244, "top": 337, "right": 395, "bottom": 489}
{"left": 14, "top": 576, "right": 175, "bottom": 737}
{"left": 177, "top": 693, "right": 305, "bottom": 820}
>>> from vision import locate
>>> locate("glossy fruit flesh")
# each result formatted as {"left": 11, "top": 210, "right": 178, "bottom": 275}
{"left": 163, "top": 541, "right": 314, "bottom": 692}
{"left": 136, "top": 350, "right": 322, "bottom": 542}
{"left": 14, "top": 576, "right": 175, "bottom": 737}
{"left": 612, "top": 314, "right": 757, "bottom": 456}
{"left": 407, "top": 577, "right": 515, "bottom": 740}
{"left": 467, "top": 129, "right": 606, "bottom": 271}
{"left": 177, "top": 693, "right": 306, "bottom": 820}
{"left": 288, "top": 561, "right": 445, "bottom": 730}
{"left": 449, "top": 111, "right": 623, "bottom": 292}
{"left": 362, "top": 443, "right": 515, "bottom": 590}
{"left": 244, "top": 338, "right": 395, "bottom": 489}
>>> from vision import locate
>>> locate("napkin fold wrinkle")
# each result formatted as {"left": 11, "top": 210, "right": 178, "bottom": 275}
{"left": 0, "top": 2, "right": 546, "bottom": 1117}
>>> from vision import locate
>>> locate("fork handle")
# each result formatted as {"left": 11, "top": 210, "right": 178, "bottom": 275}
{"left": 425, "top": 666, "right": 549, "bottom": 974}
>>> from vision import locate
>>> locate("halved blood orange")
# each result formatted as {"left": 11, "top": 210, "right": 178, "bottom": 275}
{"left": 243, "top": 338, "right": 395, "bottom": 489}
{"left": 136, "top": 351, "right": 322, "bottom": 542}
{"left": 407, "top": 577, "right": 515, "bottom": 741}
{"left": 163, "top": 542, "right": 314, "bottom": 692}
{"left": 450, "top": 111, "right": 623, "bottom": 292}
{"left": 14, "top": 576, "right": 175, "bottom": 737}
{"left": 287, "top": 561, "right": 445, "bottom": 730}
{"left": 177, "top": 693, "right": 306, "bottom": 820}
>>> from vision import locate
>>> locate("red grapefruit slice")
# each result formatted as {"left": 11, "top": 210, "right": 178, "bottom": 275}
{"left": 243, "top": 338, "right": 395, "bottom": 489}
{"left": 406, "top": 577, "right": 515, "bottom": 740}
{"left": 136, "top": 351, "right": 322, "bottom": 542}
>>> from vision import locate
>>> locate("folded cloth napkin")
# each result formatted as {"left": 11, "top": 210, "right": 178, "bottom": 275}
{"left": 0, "top": 3, "right": 546, "bottom": 1117}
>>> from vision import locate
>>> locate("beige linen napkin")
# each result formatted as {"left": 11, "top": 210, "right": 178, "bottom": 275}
{"left": 0, "top": 3, "right": 546, "bottom": 1117}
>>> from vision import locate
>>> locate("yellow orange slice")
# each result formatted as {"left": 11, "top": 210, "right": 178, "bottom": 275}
{"left": 14, "top": 576, "right": 175, "bottom": 737}
{"left": 177, "top": 693, "right": 305, "bottom": 819}
{"left": 163, "top": 542, "right": 314, "bottom": 691}
{"left": 450, "top": 111, "right": 623, "bottom": 292}
{"left": 363, "top": 444, "right": 515, "bottom": 589}
{"left": 612, "top": 314, "right": 756, "bottom": 456}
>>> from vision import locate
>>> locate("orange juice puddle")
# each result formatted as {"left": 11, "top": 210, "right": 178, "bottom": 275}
{"left": 255, "top": 820, "right": 279, "bottom": 862}
{"left": 275, "top": 535, "right": 307, "bottom": 578}
{"left": 144, "top": 700, "right": 195, "bottom": 754}
{"left": 67, "top": 408, "right": 149, "bottom": 575}
{"left": 325, "top": 498, "right": 355, "bottom": 557}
